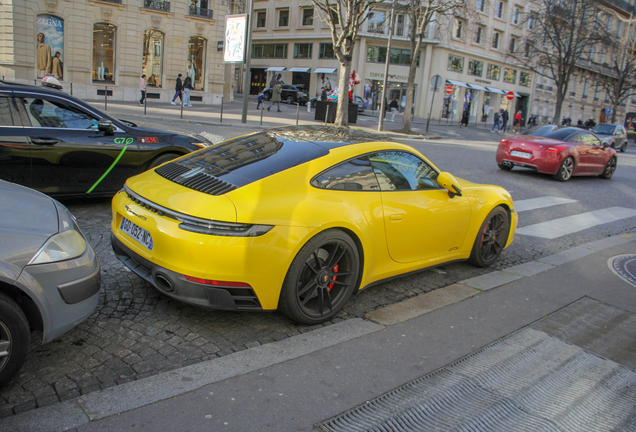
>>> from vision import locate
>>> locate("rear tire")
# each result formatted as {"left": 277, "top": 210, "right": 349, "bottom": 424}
{"left": 553, "top": 156, "right": 574, "bottom": 181}
{"left": 0, "top": 292, "right": 30, "bottom": 388}
{"left": 286, "top": 96, "right": 294, "bottom": 105}
{"left": 468, "top": 207, "right": 510, "bottom": 268}
{"left": 148, "top": 153, "right": 180, "bottom": 170}
{"left": 599, "top": 156, "right": 617, "bottom": 179}
{"left": 278, "top": 230, "right": 360, "bottom": 325}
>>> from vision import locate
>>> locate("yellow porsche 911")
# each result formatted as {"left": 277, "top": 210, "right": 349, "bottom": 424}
{"left": 111, "top": 126, "right": 517, "bottom": 324}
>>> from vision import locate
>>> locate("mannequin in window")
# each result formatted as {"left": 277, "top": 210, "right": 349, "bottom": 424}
{"left": 187, "top": 61, "right": 196, "bottom": 83}
{"left": 36, "top": 33, "right": 52, "bottom": 77}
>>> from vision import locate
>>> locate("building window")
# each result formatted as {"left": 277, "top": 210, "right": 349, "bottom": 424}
{"left": 93, "top": 23, "right": 116, "bottom": 83}
{"left": 605, "top": 91, "right": 610, "bottom": 103}
{"left": 520, "top": 72, "right": 531, "bottom": 87}
{"left": 368, "top": 11, "right": 385, "bottom": 33}
{"left": 252, "top": 43, "right": 288, "bottom": 58}
{"left": 492, "top": 31, "right": 500, "bottom": 49}
{"left": 487, "top": 64, "right": 500, "bottom": 80}
{"left": 447, "top": 54, "right": 464, "bottom": 72}
{"left": 582, "top": 78, "right": 589, "bottom": 98}
{"left": 294, "top": 43, "right": 312, "bottom": 59}
{"left": 278, "top": 9, "right": 289, "bottom": 27}
{"left": 474, "top": 27, "right": 483, "bottom": 44}
{"left": 302, "top": 8, "right": 313, "bottom": 26}
{"left": 512, "top": 7, "right": 520, "bottom": 24}
{"left": 256, "top": 11, "right": 266, "bottom": 28}
{"left": 606, "top": 16, "right": 612, "bottom": 32}
{"left": 367, "top": 46, "right": 419, "bottom": 66}
{"left": 468, "top": 59, "right": 483, "bottom": 76}
{"left": 525, "top": 41, "right": 532, "bottom": 57}
{"left": 188, "top": 36, "right": 206, "bottom": 90}
{"left": 509, "top": 37, "right": 517, "bottom": 53}
{"left": 395, "top": 14, "right": 405, "bottom": 36}
{"left": 454, "top": 18, "right": 463, "bottom": 39}
{"left": 495, "top": 1, "right": 504, "bottom": 19}
{"left": 142, "top": 30, "right": 164, "bottom": 88}
{"left": 36, "top": 14, "right": 65, "bottom": 79}
{"left": 594, "top": 82, "right": 601, "bottom": 101}
{"left": 527, "top": 14, "right": 534, "bottom": 30}
{"left": 319, "top": 43, "right": 335, "bottom": 59}
{"left": 476, "top": 0, "right": 484, "bottom": 12}
{"left": 617, "top": 21, "right": 623, "bottom": 37}
{"left": 329, "top": 7, "right": 339, "bottom": 25}
{"left": 504, "top": 68, "right": 516, "bottom": 84}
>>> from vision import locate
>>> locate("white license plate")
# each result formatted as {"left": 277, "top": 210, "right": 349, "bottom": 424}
{"left": 511, "top": 150, "right": 532, "bottom": 159}
{"left": 120, "top": 216, "right": 154, "bottom": 251}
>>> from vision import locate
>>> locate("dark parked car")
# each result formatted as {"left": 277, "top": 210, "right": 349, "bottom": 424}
{"left": 263, "top": 84, "right": 309, "bottom": 105}
{"left": 309, "top": 95, "right": 366, "bottom": 113}
{"left": 0, "top": 180, "right": 101, "bottom": 387}
{"left": 0, "top": 80, "right": 212, "bottom": 197}
{"left": 592, "top": 124, "right": 628, "bottom": 152}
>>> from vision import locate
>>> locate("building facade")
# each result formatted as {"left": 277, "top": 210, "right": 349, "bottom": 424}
{"left": 1, "top": 0, "right": 229, "bottom": 103}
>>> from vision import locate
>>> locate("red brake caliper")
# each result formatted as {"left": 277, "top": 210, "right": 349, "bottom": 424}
{"left": 328, "top": 264, "right": 339, "bottom": 291}
{"left": 480, "top": 223, "right": 489, "bottom": 248}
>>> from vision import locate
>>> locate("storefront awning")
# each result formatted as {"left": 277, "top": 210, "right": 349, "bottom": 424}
{"left": 486, "top": 87, "right": 506, "bottom": 94}
{"left": 467, "top": 83, "right": 487, "bottom": 91}
{"left": 314, "top": 68, "right": 337, "bottom": 74}
{"left": 289, "top": 67, "right": 311, "bottom": 72}
{"left": 447, "top": 79, "right": 468, "bottom": 88}
{"left": 266, "top": 67, "right": 286, "bottom": 72}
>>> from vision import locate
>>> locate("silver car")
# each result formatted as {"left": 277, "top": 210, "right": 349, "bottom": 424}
{"left": 0, "top": 180, "right": 101, "bottom": 387}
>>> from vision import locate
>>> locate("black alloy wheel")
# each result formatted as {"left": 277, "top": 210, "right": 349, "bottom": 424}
{"left": 286, "top": 95, "right": 295, "bottom": 105}
{"left": 468, "top": 207, "right": 510, "bottom": 268}
{"left": 600, "top": 156, "right": 617, "bottom": 179}
{"left": 553, "top": 156, "right": 574, "bottom": 181}
{"left": 0, "top": 293, "right": 30, "bottom": 388}
{"left": 279, "top": 230, "right": 360, "bottom": 325}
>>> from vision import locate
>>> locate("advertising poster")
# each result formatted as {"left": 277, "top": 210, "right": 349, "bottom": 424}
{"left": 224, "top": 15, "right": 247, "bottom": 63}
{"left": 36, "top": 14, "right": 64, "bottom": 79}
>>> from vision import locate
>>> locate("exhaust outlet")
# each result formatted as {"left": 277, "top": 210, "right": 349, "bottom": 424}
{"left": 154, "top": 274, "right": 174, "bottom": 292}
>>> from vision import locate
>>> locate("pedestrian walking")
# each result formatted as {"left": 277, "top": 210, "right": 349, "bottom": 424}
{"left": 171, "top": 73, "right": 183, "bottom": 105}
{"left": 389, "top": 97, "right": 399, "bottom": 122}
{"left": 491, "top": 109, "right": 501, "bottom": 133}
{"left": 513, "top": 110, "right": 522, "bottom": 133}
{"left": 502, "top": 109, "right": 509, "bottom": 132}
{"left": 256, "top": 90, "right": 265, "bottom": 109}
{"left": 182, "top": 76, "right": 193, "bottom": 107}
{"left": 320, "top": 87, "right": 328, "bottom": 102}
{"left": 267, "top": 82, "right": 282, "bottom": 112}
{"left": 460, "top": 108, "right": 470, "bottom": 128}
{"left": 139, "top": 74, "right": 147, "bottom": 105}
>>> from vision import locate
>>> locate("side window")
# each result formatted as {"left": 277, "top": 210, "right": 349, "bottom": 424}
{"left": 0, "top": 95, "right": 17, "bottom": 126}
{"left": 570, "top": 133, "right": 586, "bottom": 143}
{"left": 369, "top": 151, "right": 439, "bottom": 191}
{"left": 586, "top": 134, "right": 602, "bottom": 146}
{"left": 19, "top": 97, "right": 98, "bottom": 129}
{"left": 311, "top": 156, "right": 380, "bottom": 191}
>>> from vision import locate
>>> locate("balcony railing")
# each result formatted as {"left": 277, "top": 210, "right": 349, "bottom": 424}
{"left": 189, "top": 6, "right": 213, "bottom": 19}
{"left": 144, "top": 0, "right": 170, "bottom": 11}
{"left": 395, "top": 24, "right": 404, "bottom": 37}
{"left": 367, "top": 24, "right": 384, "bottom": 34}
{"left": 99, "top": 0, "right": 122, "bottom": 3}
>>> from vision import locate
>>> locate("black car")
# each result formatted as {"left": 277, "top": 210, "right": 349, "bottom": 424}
{"left": 263, "top": 84, "right": 309, "bottom": 105}
{"left": 0, "top": 80, "right": 211, "bottom": 197}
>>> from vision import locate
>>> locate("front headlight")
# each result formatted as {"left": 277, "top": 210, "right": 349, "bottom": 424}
{"left": 29, "top": 230, "right": 88, "bottom": 265}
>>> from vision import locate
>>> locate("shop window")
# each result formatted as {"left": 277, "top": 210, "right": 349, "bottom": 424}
{"left": 294, "top": 43, "right": 312, "bottom": 59}
{"left": 447, "top": 54, "right": 464, "bottom": 72}
{"left": 468, "top": 59, "right": 483, "bottom": 77}
{"left": 252, "top": 43, "right": 288, "bottom": 58}
{"left": 366, "top": 46, "right": 419, "bottom": 66}
{"left": 142, "top": 30, "right": 164, "bottom": 88}
{"left": 520, "top": 72, "right": 531, "bottom": 87}
{"left": 504, "top": 68, "right": 516, "bottom": 84}
{"left": 93, "top": 23, "right": 116, "bottom": 83}
{"left": 36, "top": 14, "right": 64, "bottom": 79}
{"left": 302, "top": 8, "right": 313, "bottom": 26}
{"left": 188, "top": 36, "right": 206, "bottom": 90}
{"left": 319, "top": 43, "right": 335, "bottom": 59}
{"left": 487, "top": 64, "right": 501, "bottom": 80}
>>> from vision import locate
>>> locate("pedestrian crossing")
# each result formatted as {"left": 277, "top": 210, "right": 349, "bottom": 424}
{"left": 514, "top": 196, "right": 636, "bottom": 239}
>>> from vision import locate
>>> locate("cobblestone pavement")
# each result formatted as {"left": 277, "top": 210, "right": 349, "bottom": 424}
{"left": 2, "top": 122, "right": 635, "bottom": 418}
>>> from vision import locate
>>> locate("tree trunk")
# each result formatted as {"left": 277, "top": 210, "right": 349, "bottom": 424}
{"left": 554, "top": 92, "right": 565, "bottom": 124}
{"left": 402, "top": 43, "right": 420, "bottom": 133}
{"left": 335, "top": 59, "right": 351, "bottom": 127}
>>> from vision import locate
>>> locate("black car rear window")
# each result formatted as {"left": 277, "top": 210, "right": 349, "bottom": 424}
{"left": 526, "top": 125, "right": 580, "bottom": 141}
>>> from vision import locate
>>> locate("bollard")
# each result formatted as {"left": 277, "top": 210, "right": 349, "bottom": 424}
{"left": 324, "top": 105, "right": 329, "bottom": 126}
{"left": 307, "top": 101, "right": 311, "bottom": 113}
{"left": 180, "top": 98, "right": 183, "bottom": 119}
{"left": 105, "top": 86, "right": 108, "bottom": 111}
{"left": 260, "top": 104, "right": 264, "bottom": 126}
{"left": 296, "top": 101, "right": 300, "bottom": 126}
{"left": 144, "top": 93, "right": 147, "bottom": 115}
{"left": 70, "top": 83, "right": 73, "bottom": 95}
{"left": 34, "top": 79, "right": 37, "bottom": 86}
{"left": 220, "top": 96, "right": 224, "bottom": 123}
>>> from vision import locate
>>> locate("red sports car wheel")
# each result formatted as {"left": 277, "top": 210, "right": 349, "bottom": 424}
{"left": 553, "top": 156, "right": 574, "bottom": 181}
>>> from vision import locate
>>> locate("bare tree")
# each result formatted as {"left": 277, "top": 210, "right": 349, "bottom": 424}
{"left": 597, "top": 17, "right": 636, "bottom": 123}
{"left": 312, "top": 0, "right": 376, "bottom": 126}
{"left": 508, "top": 0, "right": 608, "bottom": 123}
{"left": 401, "top": 0, "right": 466, "bottom": 132}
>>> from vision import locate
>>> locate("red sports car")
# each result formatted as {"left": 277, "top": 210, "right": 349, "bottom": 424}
{"left": 496, "top": 125, "right": 618, "bottom": 181}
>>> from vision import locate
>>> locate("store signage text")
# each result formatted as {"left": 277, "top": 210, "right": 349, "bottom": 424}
{"left": 37, "top": 17, "right": 63, "bottom": 27}
{"left": 369, "top": 72, "right": 408, "bottom": 82}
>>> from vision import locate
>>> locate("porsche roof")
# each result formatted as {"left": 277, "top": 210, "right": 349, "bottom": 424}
{"left": 154, "top": 126, "right": 387, "bottom": 195}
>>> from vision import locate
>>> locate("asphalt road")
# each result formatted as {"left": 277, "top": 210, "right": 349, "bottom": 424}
{"left": 1, "top": 117, "right": 635, "bottom": 419}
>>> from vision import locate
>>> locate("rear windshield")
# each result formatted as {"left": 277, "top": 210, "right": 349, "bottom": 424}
{"left": 525, "top": 125, "right": 578, "bottom": 141}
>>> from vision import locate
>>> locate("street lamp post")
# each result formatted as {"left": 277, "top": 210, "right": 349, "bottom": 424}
{"left": 377, "top": 0, "right": 396, "bottom": 132}
{"left": 241, "top": 0, "right": 255, "bottom": 124}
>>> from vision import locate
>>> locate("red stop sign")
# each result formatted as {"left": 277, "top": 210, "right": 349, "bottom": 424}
{"left": 506, "top": 91, "right": 515, "bottom": 100}
{"left": 445, "top": 85, "right": 454, "bottom": 95}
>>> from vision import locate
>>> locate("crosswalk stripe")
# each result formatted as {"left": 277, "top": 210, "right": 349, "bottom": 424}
{"left": 516, "top": 207, "right": 636, "bottom": 239}
{"left": 514, "top": 197, "right": 578, "bottom": 212}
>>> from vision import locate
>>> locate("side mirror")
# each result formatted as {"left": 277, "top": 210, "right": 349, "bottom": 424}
{"left": 437, "top": 172, "right": 462, "bottom": 198}
{"left": 98, "top": 119, "right": 114, "bottom": 135}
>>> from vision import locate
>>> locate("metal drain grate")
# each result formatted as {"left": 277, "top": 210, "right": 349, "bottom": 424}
{"left": 612, "top": 254, "right": 636, "bottom": 286}
{"left": 317, "top": 298, "right": 636, "bottom": 432}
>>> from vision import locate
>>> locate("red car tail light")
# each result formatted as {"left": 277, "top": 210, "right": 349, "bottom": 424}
{"left": 546, "top": 145, "right": 568, "bottom": 153}
{"left": 184, "top": 275, "right": 252, "bottom": 288}
{"left": 500, "top": 139, "right": 509, "bottom": 145}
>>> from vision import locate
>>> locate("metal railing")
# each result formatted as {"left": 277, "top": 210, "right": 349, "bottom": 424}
{"left": 189, "top": 6, "right": 213, "bottom": 19}
{"left": 144, "top": 0, "right": 170, "bottom": 11}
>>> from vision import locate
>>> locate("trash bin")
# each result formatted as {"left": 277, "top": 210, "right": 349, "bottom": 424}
{"left": 314, "top": 101, "right": 358, "bottom": 124}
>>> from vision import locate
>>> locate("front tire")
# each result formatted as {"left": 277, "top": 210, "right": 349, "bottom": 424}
{"left": 286, "top": 96, "right": 294, "bottom": 105}
{"left": 553, "top": 156, "right": 574, "bottom": 181}
{"left": 278, "top": 230, "right": 360, "bottom": 325}
{"left": 0, "top": 292, "right": 30, "bottom": 388}
{"left": 600, "top": 156, "right": 617, "bottom": 179}
{"left": 468, "top": 207, "right": 510, "bottom": 268}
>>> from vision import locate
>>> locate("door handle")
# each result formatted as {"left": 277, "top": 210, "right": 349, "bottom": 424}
{"left": 389, "top": 214, "right": 403, "bottom": 221}
{"left": 31, "top": 138, "right": 60, "bottom": 145}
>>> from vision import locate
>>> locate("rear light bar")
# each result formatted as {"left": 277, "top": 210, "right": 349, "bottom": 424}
{"left": 184, "top": 275, "right": 251, "bottom": 288}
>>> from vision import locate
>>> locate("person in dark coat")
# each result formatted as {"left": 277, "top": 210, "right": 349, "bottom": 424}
{"left": 171, "top": 73, "right": 183, "bottom": 105}
{"left": 502, "top": 109, "right": 509, "bottom": 132}
{"left": 320, "top": 87, "right": 328, "bottom": 102}
{"left": 460, "top": 108, "right": 470, "bottom": 127}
